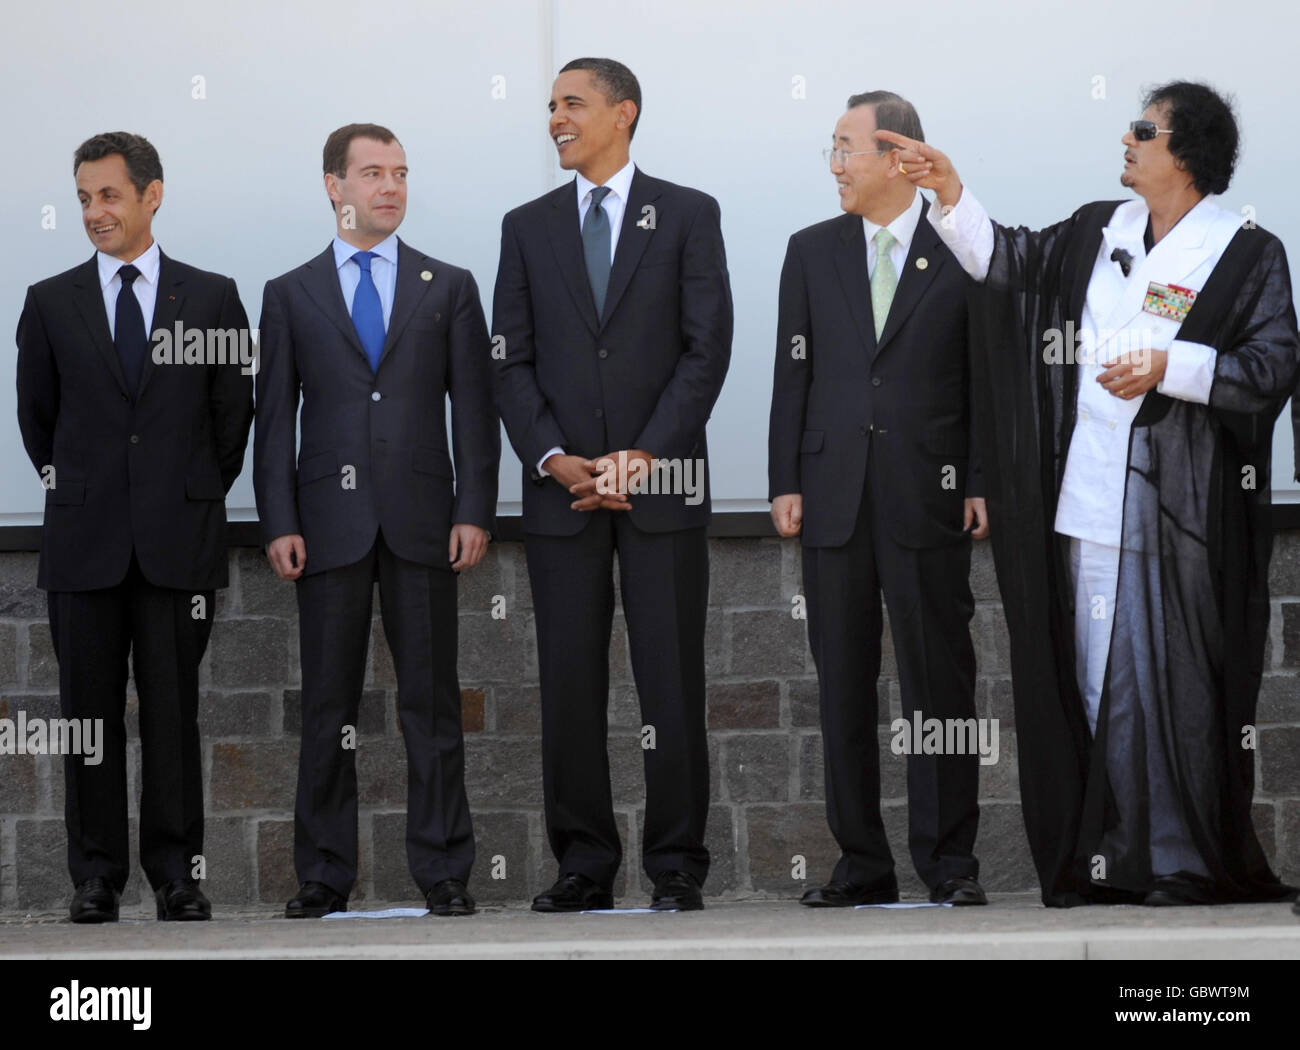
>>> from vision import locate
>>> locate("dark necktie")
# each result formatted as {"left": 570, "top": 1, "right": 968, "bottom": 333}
{"left": 350, "top": 250, "right": 385, "bottom": 372}
{"left": 583, "top": 185, "right": 613, "bottom": 317}
{"left": 114, "top": 263, "right": 147, "bottom": 395}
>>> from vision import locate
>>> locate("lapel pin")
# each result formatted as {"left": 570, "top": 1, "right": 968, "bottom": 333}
{"left": 169, "top": 294, "right": 176, "bottom": 300}
{"left": 915, "top": 257, "right": 928, "bottom": 270}
{"left": 420, "top": 270, "right": 433, "bottom": 281}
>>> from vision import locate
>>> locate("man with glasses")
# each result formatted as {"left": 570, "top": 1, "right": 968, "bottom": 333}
{"left": 880, "top": 80, "right": 1299, "bottom": 906}
{"left": 769, "top": 91, "right": 989, "bottom": 908}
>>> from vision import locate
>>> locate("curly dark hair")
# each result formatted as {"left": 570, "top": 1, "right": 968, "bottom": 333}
{"left": 1142, "top": 81, "right": 1239, "bottom": 196}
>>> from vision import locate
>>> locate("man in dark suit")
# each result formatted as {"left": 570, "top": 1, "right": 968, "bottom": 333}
{"left": 254, "top": 123, "right": 499, "bottom": 918}
{"left": 768, "top": 92, "right": 990, "bottom": 907}
{"left": 16, "top": 131, "right": 254, "bottom": 923}
{"left": 493, "top": 58, "right": 732, "bottom": 911}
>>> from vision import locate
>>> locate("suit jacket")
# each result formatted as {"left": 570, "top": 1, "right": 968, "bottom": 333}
{"left": 16, "top": 252, "right": 254, "bottom": 591}
{"left": 254, "top": 239, "right": 499, "bottom": 574}
{"left": 768, "top": 198, "right": 983, "bottom": 549}
{"left": 491, "top": 167, "right": 733, "bottom": 535}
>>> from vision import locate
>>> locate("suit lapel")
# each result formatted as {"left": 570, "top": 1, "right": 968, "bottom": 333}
{"left": 547, "top": 182, "right": 600, "bottom": 336}
{"left": 873, "top": 198, "right": 945, "bottom": 359}
{"left": 1088, "top": 200, "right": 1146, "bottom": 330}
{"left": 1094, "top": 197, "right": 1225, "bottom": 357}
{"left": 70, "top": 256, "right": 130, "bottom": 397}
{"left": 833, "top": 215, "right": 875, "bottom": 354}
{"left": 379, "top": 240, "right": 434, "bottom": 367}
{"left": 299, "top": 244, "right": 368, "bottom": 363}
{"left": 136, "top": 251, "right": 185, "bottom": 401}
{"left": 598, "top": 169, "right": 662, "bottom": 329}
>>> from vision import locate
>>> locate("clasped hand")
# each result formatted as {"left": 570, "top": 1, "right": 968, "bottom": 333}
{"left": 544, "top": 449, "right": 653, "bottom": 512}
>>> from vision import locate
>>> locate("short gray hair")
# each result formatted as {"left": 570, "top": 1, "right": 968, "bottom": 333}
{"left": 845, "top": 91, "right": 925, "bottom": 148}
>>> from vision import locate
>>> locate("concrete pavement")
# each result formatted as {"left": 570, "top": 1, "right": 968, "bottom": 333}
{"left": 3, "top": 896, "right": 1298, "bottom": 959}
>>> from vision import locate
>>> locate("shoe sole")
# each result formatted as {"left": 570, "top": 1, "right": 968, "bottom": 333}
{"left": 532, "top": 896, "right": 614, "bottom": 912}
{"left": 70, "top": 911, "right": 118, "bottom": 924}
{"left": 650, "top": 900, "right": 704, "bottom": 911}
{"left": 1143, "top": 893, "right": 1209, "bottom": 907}
{"left": 285, "top": 906, "right": 345, "bottom": 918}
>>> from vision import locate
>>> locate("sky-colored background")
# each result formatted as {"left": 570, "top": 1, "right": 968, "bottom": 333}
{"left": 4, "top": 0, "right": 1297, "bottom": 522}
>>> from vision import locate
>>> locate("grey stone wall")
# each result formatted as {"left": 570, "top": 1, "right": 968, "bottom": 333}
{"left": 2, "top": 535, "right": 1298, "bottom": 912}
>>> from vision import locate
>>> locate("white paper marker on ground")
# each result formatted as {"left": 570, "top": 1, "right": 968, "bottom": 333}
{"left": 580, "top": 908, "right": 672, "bottom": 915}
{"left": 322, "top": 908, "right": 430, "bottom": 919}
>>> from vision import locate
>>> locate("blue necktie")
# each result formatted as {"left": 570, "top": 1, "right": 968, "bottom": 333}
{"left": 350, "top": 251, "right": 385, "bottom": 371}
{"left": 583, "top": 185, "right": 613, "bottom": 317}
{"left": 114, "top": 263, "right": 147, "bottom": 396}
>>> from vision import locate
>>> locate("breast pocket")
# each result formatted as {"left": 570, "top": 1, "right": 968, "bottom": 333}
{"left": 638, "top": 247, "right": 678, "bottom": 269}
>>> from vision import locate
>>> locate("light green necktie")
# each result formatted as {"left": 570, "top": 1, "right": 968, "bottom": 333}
{"left": 871, "top": 227, "right": 898, "bottom": 340}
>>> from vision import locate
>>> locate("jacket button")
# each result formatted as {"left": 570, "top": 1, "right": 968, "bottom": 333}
{"left": 859, "top": 425, "right": 867, "bottom": 435}
{"left": 129, "top": 434, "right": 140, "bottom": 444}
{"left": 871, "top": 377, "right": 882, "bottom": 387}
{"left": 595, "top": 408, "right": 604, "bottom": 419}
{"left": 371, "top": 391, "right": 381, "bottom": 402}
{"left": 598, "top": 348, "right": 609, "bottom": 358}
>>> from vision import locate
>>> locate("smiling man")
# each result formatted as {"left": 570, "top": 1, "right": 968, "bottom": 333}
{"left": 254, "top": 123, "right": 499, "bottom": 918}
{"left": 492, "top": 58, "right": 732, "bottom": 911}
{"left": 769, "top": 92, "right": 989, "bottom": 909}
{"left": 880, "top": 81, "right": 1300, "bottom": 906}
{"left": 16, "top": 131, "right": 254, "bottom": 923}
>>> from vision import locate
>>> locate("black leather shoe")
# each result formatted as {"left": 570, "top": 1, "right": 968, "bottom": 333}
{"left": 70, "top": 877, "right": 120, "bottom": 924}
{"left": 930, "top": 877, "right": 988, "bottom": 905}
{"left": 154, "top": 879, "right": 212, "bottom": 921}
{"left": 426, "top": 879, "right": 476, "bottom": 917}
{"left": 532, "top": 872, "right": 613, "bottom": 912}
{"left": 1144, "top": 874, "right": 1215, "bottom": 907}
{"left": 285, "top": 881, "right": 348, "bottom": 918}
{"left": 800, "top": 879, "right": 899, "bottom": 907}
{"left": 650, "top": 870, "right": 703, "bottom": 911}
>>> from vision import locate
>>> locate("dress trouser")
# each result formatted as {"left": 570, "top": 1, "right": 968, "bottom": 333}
{"left": 802, "top": 480, "right": 980, "bottom": 890}
{"left": 524, "top": 509, "right": 710, "bottom": 888}
{"left": 48, "top": 553, "right": 214, "bottom": 892}
{"left": 1066, "top": 534, "right": 1209, "bottom": 879}
{"left": 293, "top": 531, "right": 473, "bottom": 897}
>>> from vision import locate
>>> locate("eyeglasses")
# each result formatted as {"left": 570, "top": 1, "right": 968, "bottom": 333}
{"left": 1129, "top": 120, "right": 1173, "bottom": 142}
{"left": 823, "top": 147, "right": 891, "bottom": 166}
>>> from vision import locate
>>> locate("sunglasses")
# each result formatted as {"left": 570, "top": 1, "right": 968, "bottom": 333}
{"left": 1130, "top": 120, "right": 1173, "bottom": 142}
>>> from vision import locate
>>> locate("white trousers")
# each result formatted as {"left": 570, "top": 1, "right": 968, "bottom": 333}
{"left": 1066, "top": 534, "right": 1208, "bottom": 879}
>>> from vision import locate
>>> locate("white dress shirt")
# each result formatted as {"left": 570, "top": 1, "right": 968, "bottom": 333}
{"left": 333, "top": 232, "right": 399, "bottom": 328}
{"left": 538, "top": 159, "right": 638, "bottom": 476}
{"left": 929, "top": 189, "right": 1231, "bottom": 547}
{"left": 863, "top": 189, "right": 923, "bottom": 280}
{"left": 576, "top": 158, "right": 636, "bottom": 263}
{"left": 97, "top": 239, "right": 161, "bottom": 338}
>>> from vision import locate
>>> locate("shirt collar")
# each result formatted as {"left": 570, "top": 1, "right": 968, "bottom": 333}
{"left": 98, "top": 239, "right": 161, "bottom": 289}
{"left": 333, "top": 232, "right": 400, "bottom": 270}
{"left": 862, "top": 191, "right": 923, "bottom": 254}
{"left": 576, "top": 158, "right": 636, "bottom": 209}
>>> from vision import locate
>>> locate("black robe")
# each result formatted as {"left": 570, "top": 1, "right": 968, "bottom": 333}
{"left": 967, "top": 200, "right": 1300, "bottom": 906}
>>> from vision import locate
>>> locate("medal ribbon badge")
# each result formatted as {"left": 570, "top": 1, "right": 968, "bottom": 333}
{"left": 1143, "top": 281, "right": 1197, "bottom": 321}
